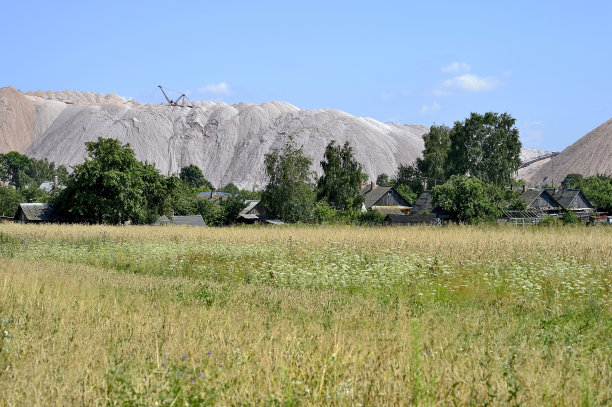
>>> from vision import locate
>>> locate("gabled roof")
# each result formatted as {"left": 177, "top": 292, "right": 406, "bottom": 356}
{"left": 360, "top": 185, "right": 392, "bottom": 208}
{"left": 239, "top": 200, "right": 260, "bottom": 216}
{"left": 15, "top": 203, "right": 60, "bottom": 222}
{"left": 520, "top": 189, "right": 560, "bottom": 209}
{"left": 551, "top": 189, "right": 594, "bottom": 210}
{"left": 155, "top": 215, "right": 206, "bottom": 226}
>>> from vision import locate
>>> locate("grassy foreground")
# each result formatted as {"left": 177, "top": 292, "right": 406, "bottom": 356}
{"left": 0, "top": 224, "right": 610, "bottom": 406}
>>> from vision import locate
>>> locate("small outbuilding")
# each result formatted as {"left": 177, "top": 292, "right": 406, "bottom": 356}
{"left": 14, "top": 203, "right": 61, "bottom": 223}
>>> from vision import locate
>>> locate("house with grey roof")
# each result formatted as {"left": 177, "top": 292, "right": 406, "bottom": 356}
{"left": 14, "top": 203, "right": 62, "bottom": 223}
{"left": 154, "top": 215, "right": 206, "bottom": 226}
{"left": 520, "top": 189, "right": 561, "bottom": 211}
{"left": 548, "top": 189, "right": 594, "bottom": 211}
{"left": 360, "top": 182, "right": 411, "bottom": 213}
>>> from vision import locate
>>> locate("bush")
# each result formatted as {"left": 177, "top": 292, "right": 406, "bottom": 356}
{"left": 562, "top": 210, "right": 578, "bottom": 225}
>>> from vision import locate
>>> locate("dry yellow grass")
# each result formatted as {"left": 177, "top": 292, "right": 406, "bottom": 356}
{"left": 0, "top": 224, "right": 610, "bottom": 406}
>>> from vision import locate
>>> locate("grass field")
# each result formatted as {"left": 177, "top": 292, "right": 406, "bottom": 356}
{"left": 0, "top": 223, "right": 610, "bottom": 406}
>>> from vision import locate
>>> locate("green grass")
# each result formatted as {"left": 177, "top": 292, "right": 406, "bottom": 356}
{"left": 0, "top": 223, "right": 610, "bottom": 405}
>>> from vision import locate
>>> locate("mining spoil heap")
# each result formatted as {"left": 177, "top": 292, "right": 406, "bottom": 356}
{"left": 1, "top": 86, "right": 563, "bottom": 187}
{"left": 527, "top": 118, "right": 612, "bottom": 185}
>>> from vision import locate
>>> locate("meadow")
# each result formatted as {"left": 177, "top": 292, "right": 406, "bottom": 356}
{"left": 0, "top": 223, "right": 610, "bottom": 406}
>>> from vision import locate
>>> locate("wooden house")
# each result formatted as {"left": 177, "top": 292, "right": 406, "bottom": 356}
{"left": 360, "top": 182, "right": 411, "bottom": 213}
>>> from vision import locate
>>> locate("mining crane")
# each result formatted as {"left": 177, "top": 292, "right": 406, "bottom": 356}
{"left": 158, "top": 85, "right": 193, "bottom": 108}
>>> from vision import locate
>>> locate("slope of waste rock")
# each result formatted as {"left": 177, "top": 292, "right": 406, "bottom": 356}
{"left": 16, "top": 87, "right": 428, "bottom": 188}
{"left": 527, "top": 118, "right": 612, "bottom": 185}
{"left": 0, "top": 86, "right": 36, "bottom": 152}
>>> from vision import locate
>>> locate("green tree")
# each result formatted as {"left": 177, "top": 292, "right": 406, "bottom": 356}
{"left": 393, "top": 163, "right": 424, "bottom": 197}
{"left": 396, "top": 184, "right": 417, "bottom": 205}
{"left": 0, "top": 152, "right": 67, "bottom": 190}
{"left": 448, "top": 112, "right": 521, "bottom": 185}
{"left": 220, "top": 182, "right": 240, "bottom": 195}
{"left": 431, "top": 175, "right": 501, "bottom": 224}
{"left": 220, "top": 194, "right": 246, "bottom": 225}
{"left": 376, "top": 173, "right": 390, "bottom": 186}
{"left": 417, "top": 124, "right": 451, "bottom": 188}
{"left": 55, "top": 138, "right": 172, "bottom": 224}
{"left": 561, "top": 173, "right": 583, "bottom": 189}
{"left": 0, "top": 186, "right": 24, "bottom": 216}
{"left": 562, "top": 209, "right": 578, "bottom": 225}
{"left": 578, "top": 175, "right": 612, "bottom": 212}
{"left": 261, "top": 138, "right": 315, "bottom": 222}
{"left": 317, "top": 141, "right": 366, "bottom": 211}
{"left": 179, "top": 164, "right": 212, "bottom": 189}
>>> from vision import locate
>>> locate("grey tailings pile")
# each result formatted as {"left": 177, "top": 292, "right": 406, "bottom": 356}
{"left": 1, "top": 86, "right": 575, "bottom": 188}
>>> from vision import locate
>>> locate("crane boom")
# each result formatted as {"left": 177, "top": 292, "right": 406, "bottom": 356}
{"left": 157, "top": 85, "right": 193, "bottom": 108}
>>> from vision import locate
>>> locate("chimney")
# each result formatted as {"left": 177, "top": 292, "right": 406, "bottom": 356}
{"left": 359, "top": 183, "right": 364, "bottom": 190}
{"left": 370, "top": 181, "right": 376, "bottom": 190}
{"left": 211, "top": 188, "right": 216, "bottom": 198}
{"left": 522, "top": 184, "right": 526, "bottom": 193}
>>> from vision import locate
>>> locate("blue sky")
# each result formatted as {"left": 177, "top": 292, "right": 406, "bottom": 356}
{"left": 2, "top": 0, "right": 611, "bottom": 151}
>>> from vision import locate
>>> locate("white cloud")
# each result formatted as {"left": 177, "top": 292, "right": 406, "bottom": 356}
{"left": 441, "top": 61, "right": 471, "bottom": 74}
{"left": 420, "top": 101, "right": 440, "bottom": 115}
{"left": 443, "top": 74, "right": 498, "bottom": 92}
{"left": 198, "top": 82, "right": 231, "bottom": 95}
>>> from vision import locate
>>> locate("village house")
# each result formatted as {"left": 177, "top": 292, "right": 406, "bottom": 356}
{"left": 360, "top": 182, "right": 411, "bottom": 215}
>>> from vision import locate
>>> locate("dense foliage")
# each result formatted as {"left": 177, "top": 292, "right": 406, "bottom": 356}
{"left": 261, "top": 138, "right": 315, "bottom": 222}
{"left": 561, "top": 173, "right": 612, "bottom": 212}
{"left": 179, "top": 164, "right": 212, "bottom": 190}
{"left": 0, "top": 151, "right": 68, "bottom": 190}
{"left": 54, "top": 138, "right": 176, "bottom": 224}
{"left": 416, "top": 124, "right": 451, "bottom": 188}
{"left": 316, "top": 140, "right": 366, "bottom": 211}
{"left": 431, "top": 175, "right": 525, "bottom": 224}
{"left": 448, "top": 112, "right": 521, "bottom": 185}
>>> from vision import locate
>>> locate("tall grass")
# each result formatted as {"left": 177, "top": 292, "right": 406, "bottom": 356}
{"left": 0, "top": 224, "right": 610, "bottom": 405}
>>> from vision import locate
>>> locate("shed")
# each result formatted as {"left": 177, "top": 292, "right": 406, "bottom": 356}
{"left": 14, "top": 203, "right": 61, "bottom": 223}
{"left": 154, "top": 215, "right": 206, "bottom": 226}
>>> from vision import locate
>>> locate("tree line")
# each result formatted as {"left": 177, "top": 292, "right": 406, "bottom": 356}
{"left": 2, "top": 111, "right": 611, "bottom": 224}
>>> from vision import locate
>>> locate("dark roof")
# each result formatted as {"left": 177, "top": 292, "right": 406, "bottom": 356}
{"left": 551, "top": 189, "right": 593, "bottom": 210}
{"left": 520, "top": 189, "right": 544, "bottom": 206}
{"left": 520, "top": 189, "right": 560, "bottom": 209}
{"left": 360, "top": 185, "right": 392, "bottom": 208}
{"left": 15, "top": 203, "right": 60, "bottom": 222}
{"left": 155, "top": 215, "right": 206, "bottom": 226}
